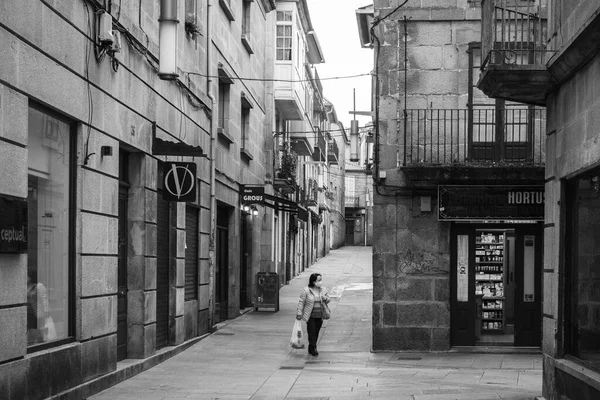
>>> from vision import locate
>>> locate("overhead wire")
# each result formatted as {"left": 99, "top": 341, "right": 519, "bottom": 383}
{"left": 184, "top": 71, "right": 372, "bottom": 83}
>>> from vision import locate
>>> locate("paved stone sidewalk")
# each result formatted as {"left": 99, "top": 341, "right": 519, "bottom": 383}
{"left": 89, "top": 246, "right": 542, "bottom": 400}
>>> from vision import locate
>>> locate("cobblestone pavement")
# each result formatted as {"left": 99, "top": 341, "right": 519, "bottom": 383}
{"left": 89, "top": 246, "right": 542, "bottom": 400}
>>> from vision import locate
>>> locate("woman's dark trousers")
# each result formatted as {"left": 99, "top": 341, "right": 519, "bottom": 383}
{"left": 307, "top": 317, "right": 323, "bottom": 354}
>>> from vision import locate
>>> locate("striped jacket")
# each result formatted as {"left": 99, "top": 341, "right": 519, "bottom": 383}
{"left": 296, "top": 286, "right": 330, "bottom": 322}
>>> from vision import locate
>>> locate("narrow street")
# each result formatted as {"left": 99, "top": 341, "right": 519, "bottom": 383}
{"left": 89, "top": 246, "right": 542, "bottom": 400}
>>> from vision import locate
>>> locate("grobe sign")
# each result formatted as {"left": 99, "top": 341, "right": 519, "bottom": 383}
{"left": 241, "top": 185, "right": 264, "bottom": 206}
{"left": 163, "top": 162, "right": 197, "bottom": 202}
{"left": 0, "top": 195, "right": 27, "bottom": 254}
{"left": 438, "top": 185, "right": 544, "bottom": 221}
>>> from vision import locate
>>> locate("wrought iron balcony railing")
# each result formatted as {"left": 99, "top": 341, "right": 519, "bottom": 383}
{"left": 328, "top": 139, "right": 339, "bottom": 164}
{"left": 402, "top": 108, "right": 545, "bottom": 166}
{"left": 306, "top": 178, "right": 318, "bottom": 206}
{"left": 313, "top": 128, "right": 326, "bottom": 161}
{"left": 481, "top": 0, "right": 553, "bottom": 69}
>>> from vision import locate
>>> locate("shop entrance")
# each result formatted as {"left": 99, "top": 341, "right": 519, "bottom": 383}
{"left": 450, "top": 223, "right": 542, "bottom": 347}
{"left": 215, "top": 205, "right": 230, "bottom": 323}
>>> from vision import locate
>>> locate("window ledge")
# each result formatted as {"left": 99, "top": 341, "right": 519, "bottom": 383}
{"left": 217, "top": 127, "right": 234, "bottom": 145}
{"left": 241, "top": 34, "right": 254, "bottom": 55}
{"left": 555, "top": 358, "right": 600, "bottom": 393}
{"left": 219, "top": 0, "right": 235, "bottom": 21}
{"left": 241, "top": 148, "right": 253, "bottom": 162}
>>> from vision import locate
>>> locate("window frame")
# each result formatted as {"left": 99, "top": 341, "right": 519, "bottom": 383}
{"left": 564, "top": 166, "right": 600, "bottom": 373}
{"left": 26, "top": 101, "right": 77, "bottom": 354}
{"left": 276, "top": 11, "right": 293, "bottom": 61}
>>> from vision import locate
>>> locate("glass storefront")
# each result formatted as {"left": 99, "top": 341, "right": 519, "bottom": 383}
{"left": 567, "top": 168, "right": 600, "bottom": 370}
{"left": 27, "top": 105, "right": 72, "bottom": 346}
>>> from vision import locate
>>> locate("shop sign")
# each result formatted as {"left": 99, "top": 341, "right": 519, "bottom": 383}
{"left": 163, "top": 162, "right": 197, "bottom": 202}
{"left": 241, "top": 186, "right": 264, "bottom": 206}
{"left": 0, "top": 195, "right": 27, "bottom": 254}
{"left": 438, "top": 185, "right": 544, "bottom": 221}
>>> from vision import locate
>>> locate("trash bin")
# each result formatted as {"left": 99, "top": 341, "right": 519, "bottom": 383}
{"left": 255, "top": 272, "right": 279, "bottom": 312}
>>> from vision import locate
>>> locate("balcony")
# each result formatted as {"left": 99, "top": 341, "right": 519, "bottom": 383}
{"left": 401, "top": 108, "right": 545, "bottom": 183}
{"left": 305, "top": 179, "right": 318, "bottom": 207}
{"left": 345, "top": 195, "right": 365, "bottom": 209}
{"left": 289, "top": 120, "right": 314, "bottom": 157}
{"left": 274, "top": 63, "right": 304, "bottom": 120}
{"left": 313, "top": 128, "right": 326, "bottom": 161}
{"left": 477, "top": 0, "right": 555, "bottom": 106}
{"left": 327, "top": 139, "right": 339, "bottom": 165}
{"left": 317, "top": 190, "right": 330, "bottom": 212}
{"left": 273, "top": 148, "right": 297, "bottom": 194}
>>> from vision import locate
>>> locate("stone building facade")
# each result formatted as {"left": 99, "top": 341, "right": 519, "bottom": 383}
{"left": 0, "top": 0, "right": 340, "bottom": 398}
{"left": 358, "top": 0, "right": 546, "bottom": 351}
{"left": 477, "top": 0, "right": 600, "bottom": 398}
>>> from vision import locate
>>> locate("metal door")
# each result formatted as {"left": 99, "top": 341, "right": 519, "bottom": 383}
{"left": 215, "top": 206, "right": 229, "bottom": 322}
{"left": 156, "top": 192, "right": 170, "bottom": 349}
{"left": 514, "top": 224, "right": 542, "bottom": 347}
{"left": 117, "top": 184, "right": 128, "bottom": 361}
{"left": 450, "top": 225, "right": 476, "bottom": 346}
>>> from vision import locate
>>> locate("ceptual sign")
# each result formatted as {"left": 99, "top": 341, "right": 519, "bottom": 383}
{"left": 0, "top": 195, "right": 27, "bottom": 254}
{"left": 241, "top": 185, "right": 264, "bottom": 207}
{"left": 163, "top": 162, "right": 197, "bottom": 202}
{"left": 438, "top": 185, "right": 544, "bottom": 221}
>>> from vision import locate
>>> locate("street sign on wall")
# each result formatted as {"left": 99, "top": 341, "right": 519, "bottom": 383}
{"left": 163, "top": 162, "right": 197, "bottom": 202}
{"left": 438, "top": 185, "right": 544, "bottom": 221}
{"left": 240, "top": 186, "right": 264, "bottom": 207}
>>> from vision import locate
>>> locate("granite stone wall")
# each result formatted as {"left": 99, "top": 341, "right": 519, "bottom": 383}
{"left": 371, "top": 0, "right": 480, "bottom": 350}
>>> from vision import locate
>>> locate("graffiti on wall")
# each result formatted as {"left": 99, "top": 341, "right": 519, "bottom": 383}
{"left": 398, "top": 250, "right": 448, "bottom": 276}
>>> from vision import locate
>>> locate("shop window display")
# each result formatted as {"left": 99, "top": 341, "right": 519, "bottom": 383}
{"left": 567, "top": 169, "right": 600, "bottom": 370}
{"left": 27, "top": 106, "right": 72, "bottom": 346}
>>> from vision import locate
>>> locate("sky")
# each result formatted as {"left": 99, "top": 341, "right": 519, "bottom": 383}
{"left": 306, "top": 0, "right": 374, "bottom": 134}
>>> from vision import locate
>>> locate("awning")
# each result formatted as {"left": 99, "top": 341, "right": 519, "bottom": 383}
{"left": 264, "top": 193, "right": 298, "bottom": 214}
{"left": 297, "top": 206, "right": 308, "bottom": 222}
{"left": 152, "top": 122, "right": 206, "bottom": 157}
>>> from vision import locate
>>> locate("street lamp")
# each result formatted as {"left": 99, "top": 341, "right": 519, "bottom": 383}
{"left": 158, "top": 0, "right": 179, "bottom": 80}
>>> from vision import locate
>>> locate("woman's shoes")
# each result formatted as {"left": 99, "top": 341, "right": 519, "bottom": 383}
{"left": 308, "top": 348, "right": 319, "bottom": 356}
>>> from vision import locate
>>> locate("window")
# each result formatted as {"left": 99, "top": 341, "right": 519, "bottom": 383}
{"left": 27, "top": 104, "right": 74, "bottom": 349}
{"left": 566, "top": 169, "right": 600, "bottom": 371}
{"left": 241, "top": 0, "right": 254, "bottom": 54}
{"left": 242, "top": 0, "right": 251, "bottom": 36}
{"left": 468, "top": 42, "right": 536, "bottom": 162}
{"left": 276, "top": 11, "right": 293, "bottom": 61}
{"left": 218, "top": 81, "right": 228, "bottom": 130}
{"left": 241, "top": 107, "right": 250, "bottom": 149}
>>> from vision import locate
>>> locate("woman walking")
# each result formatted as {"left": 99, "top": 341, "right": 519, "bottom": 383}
{"left": 296, "top": 273, "right": 330, "bottom": 356}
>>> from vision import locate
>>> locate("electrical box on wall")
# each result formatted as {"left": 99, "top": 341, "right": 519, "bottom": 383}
{"left": 111, "top": 31, "right": 121, "bottom": 53}
{"left": 98, "top": 11, "right": 114, "bottom": 44}
{"left": 420, "top": 196, "right": 432, "bottom": 212}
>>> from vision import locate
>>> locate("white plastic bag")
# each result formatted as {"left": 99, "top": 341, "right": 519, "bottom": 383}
{"left": 289, "top": 320, "right": 305, "bottom": 349}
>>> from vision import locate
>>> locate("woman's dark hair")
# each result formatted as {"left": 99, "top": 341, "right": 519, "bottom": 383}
{"left": 308, "top": 273, "right": 321, "bottom": 288}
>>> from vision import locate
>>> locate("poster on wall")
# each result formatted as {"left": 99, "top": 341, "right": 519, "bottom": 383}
{"left": 457, "top": 235, "right": 469, "bottom": 302}
{"left": 0, "top": 195, "right": 27, "bottom": 254}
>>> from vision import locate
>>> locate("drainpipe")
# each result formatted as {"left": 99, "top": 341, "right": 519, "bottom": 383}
{"left": 206, "top": 0, "right": 217, "bottom": 330}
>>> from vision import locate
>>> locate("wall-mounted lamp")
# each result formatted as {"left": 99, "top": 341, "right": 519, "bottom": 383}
{"left": 243, "top": 205, "right": 250, "bottom": 213}
{"left": 101, "top": 146, "right": 113, "bottom": 156}
{"left": 350, "top": 120, "right": 359, "bottom": 162}
{"left": 252, "top": 207, "right": 259, "bottom": 216}
{"left": 158, "top": 0, "right": 179, "bottom": 80}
